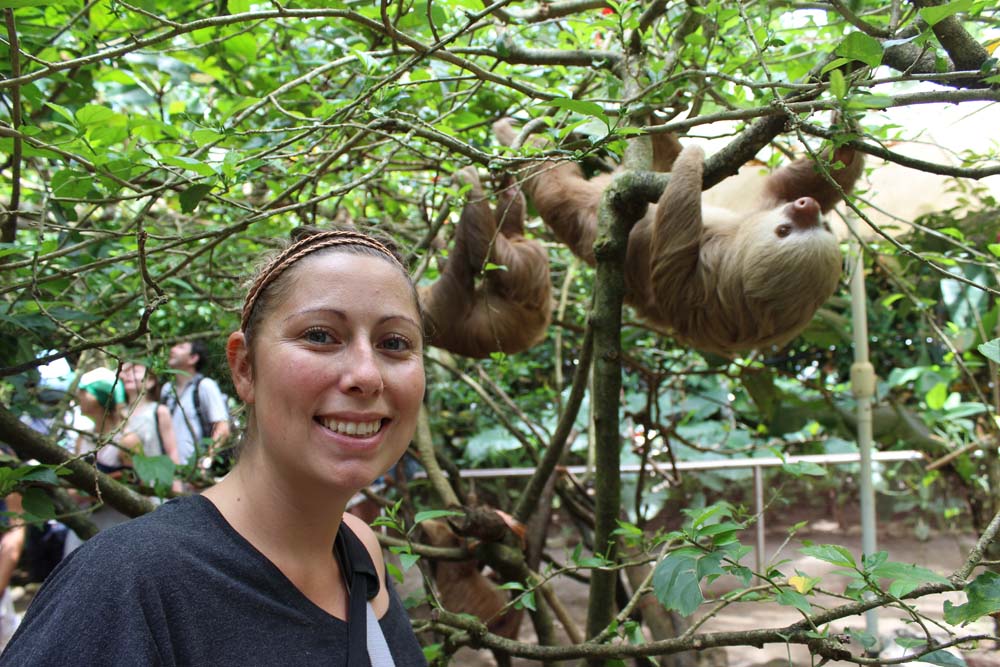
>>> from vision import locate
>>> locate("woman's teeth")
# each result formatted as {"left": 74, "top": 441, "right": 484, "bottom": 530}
{"left": 320, "top": 418, "right": 382, "bottom": 437}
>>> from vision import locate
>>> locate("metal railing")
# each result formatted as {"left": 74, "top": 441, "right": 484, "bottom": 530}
{"left": 411, "top": 450, "right": 926, "bottom": 572}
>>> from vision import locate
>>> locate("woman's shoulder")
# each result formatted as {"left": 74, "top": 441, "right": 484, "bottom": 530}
{"left": 73, "top": 495, "right": 219, "bottom": 563}
{"left": 341, "top": 513, "right": 385, "bottom": 571}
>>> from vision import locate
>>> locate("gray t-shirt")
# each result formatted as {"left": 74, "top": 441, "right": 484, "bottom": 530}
{"left": 1, "top": 496, "right": 427, "bottom": 666}
{"left": 160, "top": 375, "right": 229, "bottom": 464}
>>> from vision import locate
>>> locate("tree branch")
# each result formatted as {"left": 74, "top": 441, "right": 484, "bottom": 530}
{"left": 910, "top": 0, "right": 991, "bottom": 71}
{"left": 0, "top": 402, "right": 156, "bottom": 519}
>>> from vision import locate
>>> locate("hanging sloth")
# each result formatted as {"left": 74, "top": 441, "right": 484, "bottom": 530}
{"left": 495, "top": 118, "right": 863, "bottom": 354}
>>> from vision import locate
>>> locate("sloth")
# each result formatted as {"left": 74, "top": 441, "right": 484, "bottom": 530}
{"left": 494, "top": 119, "right": 863, "bottom": 354}
{"left": 420, "top": 167, "right": 552, "bottom": 358}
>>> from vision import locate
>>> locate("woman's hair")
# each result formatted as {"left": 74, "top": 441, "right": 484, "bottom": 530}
{"left": 241, "top": 226, "right": 419, "bottom": 351}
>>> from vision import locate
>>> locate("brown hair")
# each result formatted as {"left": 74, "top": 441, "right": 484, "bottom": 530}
{"left": 240, "top": 227, "right": 419, "bottom": 350}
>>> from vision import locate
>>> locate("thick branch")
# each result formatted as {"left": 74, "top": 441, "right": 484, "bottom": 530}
{"left": 486, "top": 36, "right": 621, "bottom": 69}
{"left": 910, "top": 0, "right": 991, "bottom": 72}
{"left": 585, "top": 172, "right": 648, "bottom": 645}
{"left": 801, "top": 124, "right": 1000, "bottom": 179}
{"left": 0, "top": 402, "right": 156, "bottom": 519}
{"left": 2, "top": 9, "right": 22, "bottom": 245}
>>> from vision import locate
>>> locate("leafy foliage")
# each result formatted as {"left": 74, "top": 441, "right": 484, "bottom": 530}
{"left": 0, "top": 0, "right": 998, "bottom": 663}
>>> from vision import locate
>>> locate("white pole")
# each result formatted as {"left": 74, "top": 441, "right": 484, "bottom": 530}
{"left": 849, "top": 232, "right": 879, "bottom": 646}
{"left": 754, "top": 465, "right": 766, "bottom": 575}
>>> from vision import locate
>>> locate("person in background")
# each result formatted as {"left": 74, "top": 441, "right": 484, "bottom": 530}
{"left": 159, "top": 341, "right": 231, "bottom": 466}
{"left": 120, "top": 362, "right": 180, "bottom": 465}
{"left": 0, "top": 491, "right": 26, "bottom": 650}
{"left": 63, "top": 369, "right": 136, "bottom": 555}
{"left": 1, "top": 228, "right": 428, "bottom": 665}
{"left": 73, "top": 368, "right": 132, "bottom": 474}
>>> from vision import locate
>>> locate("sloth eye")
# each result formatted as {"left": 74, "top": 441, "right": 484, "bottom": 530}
{"left": 822, "top": 220, "right": 832, "bottom": 232}
{"left": 776, "top": 224, "right": 793, "bottom": 238}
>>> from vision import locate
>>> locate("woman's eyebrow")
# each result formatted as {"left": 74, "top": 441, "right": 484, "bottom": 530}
{"left": 284, "top": 309, "right": 420, "bottom": 331}
{"left": 282, "top": 307, "right": 347, "bottom": 323}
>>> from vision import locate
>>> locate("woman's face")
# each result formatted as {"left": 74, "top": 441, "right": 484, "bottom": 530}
{"left": 228, "top": 252, "right": 425, "bottom": 495}
{"left": 120, "top": 362, "right": 147, "bottom": 397}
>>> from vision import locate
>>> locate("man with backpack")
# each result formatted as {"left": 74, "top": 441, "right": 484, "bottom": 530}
{"left": 160, "top": 340, "right": 231, "bottom": 466}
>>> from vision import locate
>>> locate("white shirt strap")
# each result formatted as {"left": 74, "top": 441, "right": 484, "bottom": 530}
{"left": 365, "top": 602, "right": 396, "bottom": 666}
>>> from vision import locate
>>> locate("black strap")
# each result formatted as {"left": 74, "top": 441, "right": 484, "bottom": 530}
{"left": 334, "top": 523, "right": 380, "bottom": 667}
{"left": 189, "top": 375, "right": 214, "bottom": 446}
{"left": 154, "top": 406, "right": 165, "bottom": 456}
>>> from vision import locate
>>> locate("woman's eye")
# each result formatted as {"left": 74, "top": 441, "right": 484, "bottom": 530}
{"left": 379, "top": 335, "right": 412, "bottom": 353}
{"left": 303, "top": 328, "right": 334, "bottom": 344}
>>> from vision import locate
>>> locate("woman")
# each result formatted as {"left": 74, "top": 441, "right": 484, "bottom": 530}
{"left": 2, "top": 229, "right": 428, "bottom": 665}
{"left": 73, "top": 368, "right": 132, "bottom": 473}
{"left": 63, "top": 368, "right": 137, "bottom": 555}
{"left": 120, "top": 361, "right": 181, "bottom": 465}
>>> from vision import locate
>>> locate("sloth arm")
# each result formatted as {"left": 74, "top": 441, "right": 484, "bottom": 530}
{"left": 764, "top": 146, "right": 864, "bottom": 212}
{"left": 648, "top": 145, "right": 709, "bottom": 313}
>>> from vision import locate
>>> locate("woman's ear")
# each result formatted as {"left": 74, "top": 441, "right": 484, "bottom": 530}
{"left": 227, "top": 332, "right": 254, "bottom": 404}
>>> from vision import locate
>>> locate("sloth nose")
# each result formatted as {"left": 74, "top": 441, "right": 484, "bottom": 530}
{"left": 787, "top": 196, "right": 821, "bottom": 228}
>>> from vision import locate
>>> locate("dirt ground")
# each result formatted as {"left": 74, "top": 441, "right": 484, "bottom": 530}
{"left": 406, "top": 515, "right": 997, "bottom": 667}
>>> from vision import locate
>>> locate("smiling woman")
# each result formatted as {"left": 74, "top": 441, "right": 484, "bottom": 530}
{"left": 1, "top": 229, "right": 429, "bottom": 667}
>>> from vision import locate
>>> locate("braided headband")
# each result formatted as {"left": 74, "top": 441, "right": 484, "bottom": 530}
{"left": 240, "top": 230, "right": 403, "bottom": 332}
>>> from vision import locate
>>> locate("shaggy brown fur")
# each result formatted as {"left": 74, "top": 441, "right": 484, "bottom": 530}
{"left": 494, "top": 119, "right": 863, "bottom": 354}
{"left": 420, "top": 520, "right": 524, "bottom": 666}
{"left": 420, "top": 167, "right": 552, "bottom": 358}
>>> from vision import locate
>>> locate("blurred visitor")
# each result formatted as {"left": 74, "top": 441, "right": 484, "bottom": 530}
{"left": 63, "top": 369, "right": 135, "bottom": 555}
{"left": 159, "top": 341, "right": 230, "bottom": 466}
{"left": 0, "top": 491, "right": 26, "bottom": 650}
{"left": 120, "top": 362, "right": 180, "bottom": 465}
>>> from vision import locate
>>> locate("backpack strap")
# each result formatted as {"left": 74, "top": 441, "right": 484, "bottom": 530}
{"left": 334, "top": 522, "right": 382, "bottom": 667}
{"left": 154, "top": 405, "right": 165, "bottom": 456}
{"left": 189, "top": 374, "right": 213, "bottom": 444}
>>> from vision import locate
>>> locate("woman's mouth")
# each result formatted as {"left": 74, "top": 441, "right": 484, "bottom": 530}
{"left": 316, "top": 417, "right": 386, "bottom": 438}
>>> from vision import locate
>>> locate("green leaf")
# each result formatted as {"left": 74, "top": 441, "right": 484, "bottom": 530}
{"left": 162, "top": 155, "right": 217, "bottom": 178}
{"left": 944, "top": 571, "right": 1000, "bottom": 626}
{"left": 800, "top": 543, "right": 857, "bottom": 568}
{"left": 919, "top": 0, "right": 973, "bottom": 26}
{"left": 0, "top": 0, "right": 52, "bottom": 7}
{"left": 398, "top": 553, "right": 421, "bottom": 571}
{"left": 21, "top": 487, "right": 56, "bottom": 520}
{"left": 845, "top": 94, "right": 893, "bottom": 109}
{"left": 179, "top": 184, "right": 215, "bottom": 213}
{"left": 820, "top": 57, "right": 853, "bottom": 75}
{"left": 21, "top": 466, "right": 62, "bottom": 485}
{"left": 133, "top": 455, "right": 176, "bottom": 490}
{"left": 45, "top": 102, "right": 76, "bottom": 125}
{"left": 835, "top": 32, "right": 884, "bottom": 68}
{"left": 549, "top": 98, "right": 608, "bottom": 123}
{"left": 920, "top": 649, "right": 967, "bottom": 667}
{"left": 978, "top": 338, "right": 1000, "bottom": 363}
{"left": 192, "top": 129, "right": 224, "bottom": 146}
{"left": 988, "top": 243, "right": 1000, "bottom": 258}
{"left": 75, "top": 104, "right": 119, "bottom": 128}
{"left": 926, "top": 382, "right": 948, "bottom": 410}
{"left": 612, "top": 520, "right": 644, "bottom": 541}
{"left": 652, "top": 547, "right": 705, "bottom": 616}
{"left": 414, "top": 509, "right": 464, "bottom": 524}
{"left": 829, "top": 69, "right": 847, "bottom": 99}
{"left": 782, "top": 461, "right": 827, "bottom": 477}
{"left": 686, "top": 502, "right": 733, "bottom": 529}
{"left": 775, "top": 588, "right": 812, "bottom": 614}
{"left": 869, "top": 560, "right": 949, "bottom": 597}
{"left": 51, "top": 170, "right": 94, "bottom": 199}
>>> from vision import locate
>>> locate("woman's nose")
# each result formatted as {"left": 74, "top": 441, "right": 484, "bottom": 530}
{"left": 340, "top": 343, "right": 384, "bottom": 396}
